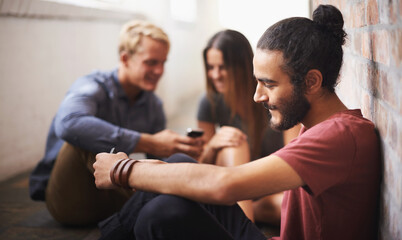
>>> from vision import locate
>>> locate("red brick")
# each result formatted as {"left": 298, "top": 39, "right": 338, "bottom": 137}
{"left": 398, "top": 118, "right": 402, "bottom": 158}
{"left": 350, "top": 31, "right": 362, "bottom": 55}
{"left": 347, "top": 2, "right": 366, "bottom": 28}
{"left": 400, "top": 0, "right": 402, "bottom": 21}
{"left": 374, "top": 101, "right": 388, "bottom": 139}
{"left": 378, "top": 0, "right": 399, "bottom": 24}
{"left": 389, "top": 0, "right": 399, "bottom": 24}
{"left": 400, "top": 82, "right": 402, "bottom": 115}
{"left": 361, "top": 91, "right": 373, "bottom": 120}
{"left": 389, "top": 29, "right": 401, "bottom": 67}
{"left": 372, "top": 29, "right": 390, "bottom": 65}
{"left": 388, "top": 115, "right": 398, "bottom": 152}
{"left": 328, "top": 0, "right": 347, "bottom": 11}
{"left": 357, "top": 60, "right": 367, "bottom": 87}
{"left": 367, "top": 0, "right": 379, "bottom": 25}
{"left": 362, "top": 31, "right": 373, "bottom": 60}
{"left": 379, "top": 70, "right": 398, "bottom": 110}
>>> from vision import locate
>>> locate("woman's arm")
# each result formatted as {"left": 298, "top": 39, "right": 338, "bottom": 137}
{"left": 197, "top": 122, "right": 247, "bottom": 164}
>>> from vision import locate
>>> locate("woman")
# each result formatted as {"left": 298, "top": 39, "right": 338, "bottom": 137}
{"left": 196, "top": 30, "right": 299, "bottom": 225}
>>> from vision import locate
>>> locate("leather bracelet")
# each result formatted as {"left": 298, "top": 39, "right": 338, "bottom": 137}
{"left": 114, "top": 159, "right": 131, "bottom": 187}
{"left": 121, "top": 159, "right": 138, "bottom": 188}
{"left": 109, "top": 158, "right": 138, "bottom": 189}
{"left": 110, "top": 159, "right": 124, "bottom": 186}
{"left": 110, "top": 158, "right": 130, "bottom": 187}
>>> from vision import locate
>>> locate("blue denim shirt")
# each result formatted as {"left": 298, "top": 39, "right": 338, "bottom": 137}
{"left": 29, "top": 69, "right": 166, "bottom": 200}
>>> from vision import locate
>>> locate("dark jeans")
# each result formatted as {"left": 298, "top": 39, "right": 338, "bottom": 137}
{"left": 98, "top": 153, "right": 266, "bottom": 240}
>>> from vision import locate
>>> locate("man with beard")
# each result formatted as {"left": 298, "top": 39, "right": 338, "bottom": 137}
{"left": 29, "top": 20, "right": 203, "bottom": 226}
{"left": 92, "top": 5, "right": 381, "bottom": 240}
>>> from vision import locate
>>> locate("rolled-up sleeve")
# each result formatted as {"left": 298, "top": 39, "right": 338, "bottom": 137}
{"left": 54, "top": 78, "right": 141, "bottom": 154}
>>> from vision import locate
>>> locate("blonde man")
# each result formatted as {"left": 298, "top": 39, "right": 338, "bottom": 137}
{"left": 29, "top": 20, "right": 202, "bottom": 226}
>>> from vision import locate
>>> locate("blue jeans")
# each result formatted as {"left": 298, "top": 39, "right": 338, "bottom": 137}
{"left": 98, "top": 153, "right": 266, "bottom": 240}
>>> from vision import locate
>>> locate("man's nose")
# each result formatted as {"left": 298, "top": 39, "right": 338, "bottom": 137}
{"left": 253, "top": 83, "right": 268, "bottom": 103}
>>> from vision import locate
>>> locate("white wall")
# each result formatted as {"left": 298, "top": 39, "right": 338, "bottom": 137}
{"left": 0, "top": 0, "right": 221, "bottom": 181}
{"left": 0, "top": 0, "right": 308, "bottom": 181}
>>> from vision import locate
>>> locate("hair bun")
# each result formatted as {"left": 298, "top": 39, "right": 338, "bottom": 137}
{"left": 313, "top": 5, "right": 346, "bottom": 45}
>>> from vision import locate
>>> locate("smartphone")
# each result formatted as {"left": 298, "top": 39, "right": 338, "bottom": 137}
{"left": 186, "top": 128, "right": 204, "bottom": 138}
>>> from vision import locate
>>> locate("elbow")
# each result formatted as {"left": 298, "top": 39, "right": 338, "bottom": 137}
{"left": 54, "top": 115, "right": 77, "bottom": 142}
{"left": 55, "top": 125, "right": 69, "bottom": 140}
{"left": 55, "top": 121, "right": 68, "bottom": 140}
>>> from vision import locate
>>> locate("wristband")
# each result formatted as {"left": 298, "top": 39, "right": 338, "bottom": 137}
{"left": 121, "top": 159, "right": 137, "bottom": 188}
{"left": 109, "top": 158, "right": 138, "bottom": 189}
{"left": 110, "top": 159, "right": 125, "bottom": 186}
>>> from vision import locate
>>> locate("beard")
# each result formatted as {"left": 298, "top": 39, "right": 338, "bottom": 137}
{"left": 263, "top": 86, "right": 310, "bottom": 131}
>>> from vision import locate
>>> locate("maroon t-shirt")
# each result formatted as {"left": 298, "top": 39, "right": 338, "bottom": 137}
{"left": 271, "top": 110, "right": 380, "bottom": 240}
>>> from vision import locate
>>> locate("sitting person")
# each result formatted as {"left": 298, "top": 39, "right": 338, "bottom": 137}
{"left": 196, "top": 29, "right": 299, "bottom": 224}
{"left": 93, "top": 5, "right": 381, "bottom": 240}
{"left": 29, "top": 20, "right": 203, "bottom": 226}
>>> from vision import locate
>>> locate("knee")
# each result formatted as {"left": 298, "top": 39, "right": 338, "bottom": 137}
{"left": 134, "top": 195, "right": 197, "bottom": 236}
{"left": 216, "top": 141, "right": 250, "bottom": 167}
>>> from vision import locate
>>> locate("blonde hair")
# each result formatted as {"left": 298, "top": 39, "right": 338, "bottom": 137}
{"left": 118, "top": 20, "right": 170, "bottom": 55}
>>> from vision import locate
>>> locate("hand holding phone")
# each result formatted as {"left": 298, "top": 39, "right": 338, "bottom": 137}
{"left": 186, "top": 128, "right": 204, "bottom": 138}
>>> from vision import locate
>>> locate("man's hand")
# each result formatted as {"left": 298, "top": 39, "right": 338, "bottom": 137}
{"left": 136, "top": 129, "right": 204, "bottom": 159}
{"left": 93, "top": 152, "right": 128, "bottom": 189}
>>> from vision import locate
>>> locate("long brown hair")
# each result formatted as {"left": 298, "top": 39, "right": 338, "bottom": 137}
{"left": 203, "top": 30, "right": 268, "bottom": 159}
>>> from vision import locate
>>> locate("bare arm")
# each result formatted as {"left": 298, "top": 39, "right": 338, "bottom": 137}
{"left": 198, "top": 121, "right": 216, "bottom": 142}
{"left": 197, "top": 122, "right": 247, "bottom": 164}
{"left": 94, "top": 152, "right": 304, "bottom": 205}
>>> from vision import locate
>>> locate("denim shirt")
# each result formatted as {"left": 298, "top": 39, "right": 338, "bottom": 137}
{"left": 29, "top": 69, "right": 166, "bottom": 201}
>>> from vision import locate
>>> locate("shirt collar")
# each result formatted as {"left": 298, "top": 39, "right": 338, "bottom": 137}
{"left": 112, "top": 69, "right": 149, "bottom": 106}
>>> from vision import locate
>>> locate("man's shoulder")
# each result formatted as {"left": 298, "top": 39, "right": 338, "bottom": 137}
{"left": 78, "top": 69, "right": 115, "bottom": 85}
{"left": 69, "top": 69, "right": 117, "bottom": 97}
{"left": 308, "top": 109, "right": 373, "bottom": 133}
{"left": 297, "top": 109, "right": 378, "bottom": 153}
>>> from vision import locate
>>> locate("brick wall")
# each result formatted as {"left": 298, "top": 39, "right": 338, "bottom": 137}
{"left": 311, "top": 0, "right": 401, "bottom": 239}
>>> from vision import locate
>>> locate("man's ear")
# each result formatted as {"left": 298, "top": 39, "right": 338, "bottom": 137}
{"left": 305, "top": 69, "right": 323, "bottom": 94}
{"left": 120, "top": 51, "right": 130, "bottom": 67}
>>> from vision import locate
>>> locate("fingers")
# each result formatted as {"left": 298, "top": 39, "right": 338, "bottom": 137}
{"left": 176, "top": 135, "right": 204, "bottom": 145}
{"left": 219, "top": 126, "right": 247, "bottom": 140}
{"left": 175, "top": 143, "right": 203, "bottom": 158}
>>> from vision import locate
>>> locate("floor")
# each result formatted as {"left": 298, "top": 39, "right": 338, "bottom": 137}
{"left": 0, "top": 170, "right": 100, "bottom": 240}
{"left": 0, "top": 97, "right": 279, "bottom": 239}
{"left": 0, "top": 170, "right": 279, "bottom": 239}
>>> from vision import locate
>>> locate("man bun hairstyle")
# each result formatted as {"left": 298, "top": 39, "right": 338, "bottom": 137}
{"left": 257, "top": 4, "right": 347, "bottom": 93}
{"left": 312, "top": 4, "right": 347, "bottom": 46}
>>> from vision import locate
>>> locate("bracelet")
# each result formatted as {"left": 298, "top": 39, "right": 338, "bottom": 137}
{"left": 109, "top": 158, "right": 138, "bottom": 189}
{"left": 109, "top": 159, "right": 126, "bottom": 186}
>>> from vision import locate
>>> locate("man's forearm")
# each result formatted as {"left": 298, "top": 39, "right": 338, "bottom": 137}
{"left": 56, "top": 115, "right": 139, "bottom": 154}
{"left": 133, "top": 133, "right": 155, "bottom": 154}
{"left": 128, "top": 161, "right": 237, "bottom": 205}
